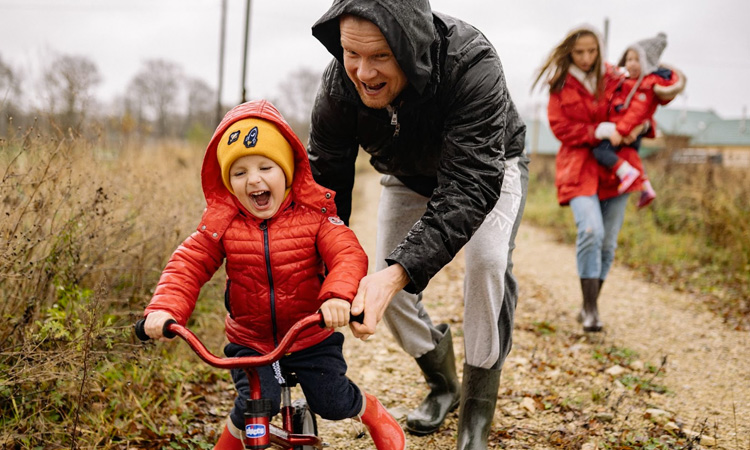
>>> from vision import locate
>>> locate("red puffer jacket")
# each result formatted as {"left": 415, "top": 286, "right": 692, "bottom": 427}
{"left": 610, "top": 67, "right": 686, "bottom": 138}
{"left": 548, "top": 65, "right": 644, "bottom": 205}
{"left": 145, "top": 100, "right": 368, "bottom": 354}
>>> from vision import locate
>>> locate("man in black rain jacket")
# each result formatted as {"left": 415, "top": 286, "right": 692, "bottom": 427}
{"left": 308, "top": 1, "right": 528, "bottom": 447}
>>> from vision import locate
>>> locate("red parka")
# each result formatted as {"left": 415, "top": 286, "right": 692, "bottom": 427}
{"left": 145, "top": 100, "right": 368, "bottom": 354}
{"left": 548, "top": 65, "right": 644, "bottom": 205}
{"left": 610, "top": 67, "right": 686, "bottom": 138}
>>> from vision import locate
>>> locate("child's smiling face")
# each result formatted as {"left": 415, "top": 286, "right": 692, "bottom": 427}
{"left": 229, "top": 154, "right": 287, "bottom": 220}
{"left": 625, "top": 49, "right": 642, "bottom": 79}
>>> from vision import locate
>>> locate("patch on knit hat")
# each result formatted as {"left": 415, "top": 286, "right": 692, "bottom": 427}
{"left": 217, "top": 118, "right": 295, "bottom": 194}
{"left": 243, "top": 127, "right": 258, "bottom": 148}
{"left": 228, "top": 130, "right": 240, "bottom": 145}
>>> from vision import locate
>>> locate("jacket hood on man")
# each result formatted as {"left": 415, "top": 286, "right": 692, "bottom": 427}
{"left": 198, "top": 100, "right": 337, "bottom": 241}
{"left": 311, "top": 0, "right": 436, "bottom": 95}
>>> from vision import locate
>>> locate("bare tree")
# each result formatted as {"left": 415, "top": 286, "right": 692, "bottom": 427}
{"left": 0, "top": 54, "right": 21, "bottom": 137}
{"left": 43, "top": 54, "right": 101, "bottom": 135}
{"left": 128, "top": 59, "right": 183, "bottom": 138}
{"left": 184, "top": 77, "right": 216, "bottom": 140}
{"left": 271, "top": 67, "right": 322, "bottom": 141}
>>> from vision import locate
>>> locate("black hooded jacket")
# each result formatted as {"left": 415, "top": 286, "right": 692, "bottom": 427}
{"left": 308, "top": 0, "right": 526, "bottom": 294}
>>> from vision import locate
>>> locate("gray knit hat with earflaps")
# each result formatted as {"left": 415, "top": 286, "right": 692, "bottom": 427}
{"left": 635, "top": 32, "right": 667, "bottom": 74}
{"left": 619, "top": 32, "right": 668, "bottom": 109}
{"left": 618, "top": 32, "right": 667, "bottom": 76}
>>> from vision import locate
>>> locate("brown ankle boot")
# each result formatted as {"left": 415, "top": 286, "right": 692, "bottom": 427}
{"left": 360, "top": 392, "right": 406, "bottom": 450}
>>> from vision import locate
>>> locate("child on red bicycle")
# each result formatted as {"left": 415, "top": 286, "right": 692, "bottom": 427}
{"left": 141, "top": 100, "right": 405, "bottom": 450}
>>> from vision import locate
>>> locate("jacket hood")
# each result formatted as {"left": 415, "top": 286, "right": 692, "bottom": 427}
{"left": 311, "top": 0, "right": 436, "bottom": 96}
{"left": 199, "top": 100, "right": 337, "bottom": 236}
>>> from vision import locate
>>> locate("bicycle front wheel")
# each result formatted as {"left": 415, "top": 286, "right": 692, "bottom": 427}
{"left": 291, "top": 398, "right": 318, "bottom": 450}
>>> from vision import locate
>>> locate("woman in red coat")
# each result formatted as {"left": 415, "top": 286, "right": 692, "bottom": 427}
{"left": 534, "top": 26, "right": 644, "bottom": 333}
{"left": 141, "top": 100, "right": 405, "bottom": 450}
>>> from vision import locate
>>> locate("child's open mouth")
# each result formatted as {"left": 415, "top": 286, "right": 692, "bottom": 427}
{"left": 251, "top": 191, "right": 271, "bottom": 207}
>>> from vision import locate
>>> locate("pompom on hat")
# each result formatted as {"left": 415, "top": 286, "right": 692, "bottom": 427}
{"left": 216, "top": 118, "right": 295, "bottom": 194}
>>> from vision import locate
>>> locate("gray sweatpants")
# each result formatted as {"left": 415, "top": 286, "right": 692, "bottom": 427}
{"left": 378, "top": 155, "right": 528, "bottom": 370}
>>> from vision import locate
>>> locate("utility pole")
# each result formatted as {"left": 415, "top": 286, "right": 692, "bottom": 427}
{"left": 603, "top": 17, "right": 610, "bottom": 60}
{"left": 531, "top": 102, "right": 540, "bottom": 158}
{"left": 216, "top": 0, "right": 227, "bottom": 125}
{"left": 241, "top": 0, "right": 252, "bottom": 103}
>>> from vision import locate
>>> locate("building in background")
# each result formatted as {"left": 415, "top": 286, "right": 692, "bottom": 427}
{"left": 525, "top": 108, "right": 750, "bottom": 168}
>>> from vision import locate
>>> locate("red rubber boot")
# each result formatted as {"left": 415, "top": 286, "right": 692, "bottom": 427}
{"left": 360, "top": 392, "right": 406, "bottom": 450}
{"left": 214, "top": 424, "right": 244, "bottom": 450}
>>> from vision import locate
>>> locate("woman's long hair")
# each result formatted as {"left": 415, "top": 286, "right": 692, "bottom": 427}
{"left": 532, "top": 27, "right": 604, "bottom": 95}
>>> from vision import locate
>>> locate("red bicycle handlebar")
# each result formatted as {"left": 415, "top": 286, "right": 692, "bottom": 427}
{"left": 135, "top": 314, "right": 323, "bottom": 370}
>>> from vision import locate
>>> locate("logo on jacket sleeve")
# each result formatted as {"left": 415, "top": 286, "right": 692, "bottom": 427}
{"left": 227, "top": 130, "right": 240, "bottom": 145}
{"left": 244, "top": 126, "right": 259, "bottom": 148}
{"left": 328, "top": 216, "right": 344, "bottom": 226}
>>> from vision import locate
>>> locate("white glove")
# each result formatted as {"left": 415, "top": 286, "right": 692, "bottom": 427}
{"left": 595, "top": 122, "right": 616, "bottom": 139}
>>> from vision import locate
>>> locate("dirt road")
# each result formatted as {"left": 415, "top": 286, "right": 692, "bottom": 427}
{"left": 316, "top": 166, "right": 749, "bottom": 449}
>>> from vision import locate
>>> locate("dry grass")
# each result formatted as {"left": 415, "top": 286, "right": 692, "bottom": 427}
{"left": 524, "top": 155, "right": 750, "bottom": 331}
{"left": 0, "top": 128, "right": 211, "bottom": 448}
{"left": 2, "top": 129, "right": 748, "bottom": 448}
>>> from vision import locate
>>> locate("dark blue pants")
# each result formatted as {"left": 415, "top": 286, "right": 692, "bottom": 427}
{"left": 593, "top": 136, "right": 644, "bottom": 169}
{"left": 592, "top": 139, "right": 619, "bottom": 168}
{"left": 225, "top": 332, "right": 363, "bottom": 430}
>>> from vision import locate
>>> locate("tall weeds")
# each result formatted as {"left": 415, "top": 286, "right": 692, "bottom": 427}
{"left": 0, "top": 126, "right": 208, "bottom": 447}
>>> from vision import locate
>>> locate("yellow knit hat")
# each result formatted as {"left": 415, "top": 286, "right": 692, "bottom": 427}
{"left": 216, "top": 118, "right": 295, "bottom": 194}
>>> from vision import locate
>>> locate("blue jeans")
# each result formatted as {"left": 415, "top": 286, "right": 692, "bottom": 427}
{"left": 569, "top": 194, "right": 629, "bottom": 280}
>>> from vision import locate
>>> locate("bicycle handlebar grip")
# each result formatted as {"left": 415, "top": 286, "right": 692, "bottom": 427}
{"left": 315, "top": 310, "right": 365, "bottom": 328}
{"left": 134, "top": 319, "right": 149, "bottom": 341}
{"left": 134, "top": 318, "right": 178, "bottom": 341}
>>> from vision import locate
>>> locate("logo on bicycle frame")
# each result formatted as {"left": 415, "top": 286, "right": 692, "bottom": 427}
{"left": 246, "top": 424, "right": 267, "bottom": 438}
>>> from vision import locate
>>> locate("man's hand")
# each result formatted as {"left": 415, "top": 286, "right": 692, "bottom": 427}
{"left": 320, "top": 298, "right": 351, "bottom": 329}
{"left": 349, "top": 264, "right": 410, "bottom": 341}
{"left": 144, "top": 310, "right": 176, "bottom": 342}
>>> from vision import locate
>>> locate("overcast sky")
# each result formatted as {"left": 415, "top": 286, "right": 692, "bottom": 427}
{"left": 2, "top": 0, "right": 749, "bottom": 119}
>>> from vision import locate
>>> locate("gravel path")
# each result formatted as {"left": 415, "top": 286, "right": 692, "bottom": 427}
{"left": 309, "top": 166, "right": 749, "bottom": 450}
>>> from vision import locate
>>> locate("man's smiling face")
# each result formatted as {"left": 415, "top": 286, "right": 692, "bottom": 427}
{"left": 340, "top": 14, "right": 408, "bottom": 109}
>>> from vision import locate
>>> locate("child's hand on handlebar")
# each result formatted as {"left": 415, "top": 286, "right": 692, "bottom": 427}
{"left": 319, "top": 298, "right": 351, "bottom": 329}
{"left": 144, "top": 310, "right": 177, "bottom": 341}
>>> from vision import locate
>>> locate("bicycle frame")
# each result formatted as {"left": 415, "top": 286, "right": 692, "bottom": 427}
{"left": 136, "top": 314, "right": 325, "bottom": 450}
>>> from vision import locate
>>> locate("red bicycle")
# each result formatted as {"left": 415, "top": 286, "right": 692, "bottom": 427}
{"left": 135, "top": 313, "right": 362, "bottom": 449}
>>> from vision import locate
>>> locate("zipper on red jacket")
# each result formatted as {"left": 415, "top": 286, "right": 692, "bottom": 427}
{"left": 260, "top": 220, "right": 279, "bottom": 347}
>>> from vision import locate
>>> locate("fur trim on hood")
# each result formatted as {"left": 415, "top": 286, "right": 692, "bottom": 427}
{"left": 653, "top": 63, "right": 687, "bottom": 101}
